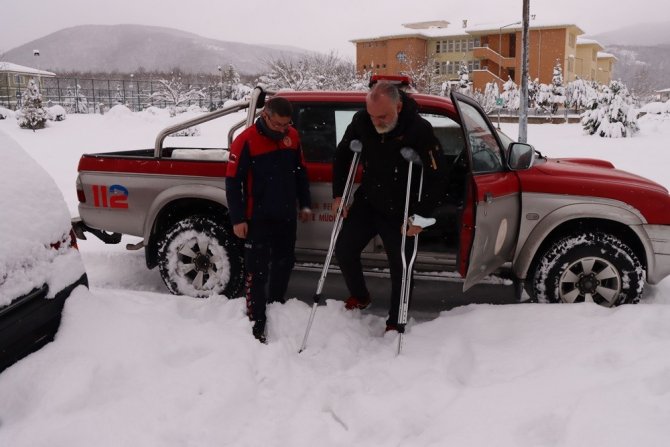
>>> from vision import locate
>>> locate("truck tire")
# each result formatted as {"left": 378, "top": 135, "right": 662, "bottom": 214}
{"left": 530, "top": 232, "right": 644, "bottom": 307}
{"left": 157, "top": 216, "right": 245, "bottom": 298}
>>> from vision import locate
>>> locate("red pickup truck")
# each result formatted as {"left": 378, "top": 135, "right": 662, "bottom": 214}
{"left": 73, "top": 86, "right": 670, "bottom": 307}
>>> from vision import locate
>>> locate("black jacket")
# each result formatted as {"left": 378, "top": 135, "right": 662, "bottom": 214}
{"left": 333, "top": 92, "right": 447, "bottom": 218}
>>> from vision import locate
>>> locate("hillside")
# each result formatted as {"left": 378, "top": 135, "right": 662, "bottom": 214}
{"left": 585, "top": 22, "right": 670, "bottom": 95}
{"left": 2, "top": 24, "right": 311, "bottom": 75}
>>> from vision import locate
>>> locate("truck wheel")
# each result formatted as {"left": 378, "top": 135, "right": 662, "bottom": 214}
{"left": 157, "top": 216, "right": 245, "bottom": 298}
{"left": 531, "top": 232, "right": 644, "bottom": 307}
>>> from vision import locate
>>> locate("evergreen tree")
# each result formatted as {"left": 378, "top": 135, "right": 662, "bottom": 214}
{"left": 500, "top": 77, "right": 520, "bottom": 111}
{"left": 478, "top": 82, "right": 499, "bottom": 113}
{"left": 16, "top": 79, "right": 48, "bottom": 130}
{"left": 550, "top": 60, "right": 566, "bottom": 114}
{"left": 581, "top": 80, "right": 639, "bottom": 138}
{"left": 527, "top": 77, "right": 539, "bottom": 110}
{"left": 63, "top": 84, "right": 89, "bottom": 113}
{"left": 565, "top": 78, "right": 598, "bottom": 112}
{"left": 457, "top": 61, "right": 471, "bottom": 95}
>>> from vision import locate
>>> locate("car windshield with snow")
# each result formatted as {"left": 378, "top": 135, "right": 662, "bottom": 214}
{"left": 72, "top": 86, "right": 670, "bottom": 308}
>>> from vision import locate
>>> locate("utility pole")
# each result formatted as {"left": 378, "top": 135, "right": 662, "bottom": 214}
{"left": 518, "top": 0, "right": 530, "bottom": 143}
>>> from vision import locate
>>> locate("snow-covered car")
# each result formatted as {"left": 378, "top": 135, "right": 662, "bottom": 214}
{"left": 0, "top": 131, "right": 88, "bottom": 372}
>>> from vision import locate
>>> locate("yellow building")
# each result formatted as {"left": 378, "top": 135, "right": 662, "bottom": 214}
{"left": 0, "top": 62, "right": 56, "bottom": 109}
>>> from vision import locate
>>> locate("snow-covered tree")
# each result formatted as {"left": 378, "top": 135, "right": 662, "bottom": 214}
{"left": 150, "top": 75, "right": 205, "bottom": 116}
{"left": 565, "top": 78, "right": 598, "bottom": 112}
{"left": 527, "top": 77, "right": 540, "bottom": 109}
{"left": 259, "top": 51, "right": 367, "bottom": 92}
{"left": 581, "top": 80, "right": 639, "bottom": 138}
{"left": 500, "top": 77, "right": 519, "bottom": 111}
{"left": 398, "top": 55, "right": 441, "bottom": 94}
{"left": 550, "top": 60, "right": 566, "bottom": 114}
{"left": 477, "top": 82, "right": 500, "bottom": 113}
{"left": 63, "top": 84, "right": 89, "bottom": 113}
{"left": 114, "top": 83, "right": 124, "bottom": 105}
{"left": 457, "top": 61, "right": 471, "bottom": 95}
{"left": 16, "top": 79, "right": 48, "bottom": 130}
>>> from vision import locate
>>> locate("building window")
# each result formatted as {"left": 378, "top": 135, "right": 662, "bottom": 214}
{"left": 14, "top": 75, "right": 21, "bottom": 84}
{"left": 396, "top": 51, "right": 408, "bottom": 63}
{"left": 568, "top": 58, "right": 574, "bottom": 72}
{"left": 569, "top": 33, "right": 576, "bottom": 48}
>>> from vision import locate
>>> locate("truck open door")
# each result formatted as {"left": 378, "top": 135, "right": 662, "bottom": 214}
{"left": 450, "top": 92, "right": 522, "bottom": 291}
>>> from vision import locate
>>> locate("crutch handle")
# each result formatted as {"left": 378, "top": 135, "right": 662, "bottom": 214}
{"left": 400, "top": 147, "right": 422, "bottom": 165}
{"left": 350, "top": 139, "right": 363, "bottom": 153}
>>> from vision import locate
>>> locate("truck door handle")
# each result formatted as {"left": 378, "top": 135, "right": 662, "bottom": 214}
{"left": 484, "top": 192, "right": 493, "bottom": 204}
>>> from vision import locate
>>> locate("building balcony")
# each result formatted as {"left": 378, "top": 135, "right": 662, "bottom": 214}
{"left": 473, "top": 46, "right": 516, "bottom": 68}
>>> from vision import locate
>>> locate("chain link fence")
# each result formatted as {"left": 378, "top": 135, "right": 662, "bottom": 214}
{"left": 1, "top": 77, "right": 232, "bottom": 113}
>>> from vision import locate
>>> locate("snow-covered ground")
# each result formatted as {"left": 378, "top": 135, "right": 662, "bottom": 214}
{"left": 2, "top": 108, "right": 670, "bottom": 446}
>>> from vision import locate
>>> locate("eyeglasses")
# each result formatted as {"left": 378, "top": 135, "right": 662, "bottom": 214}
{"left": 264, "top": 112, "right": 292, "bottom": 130}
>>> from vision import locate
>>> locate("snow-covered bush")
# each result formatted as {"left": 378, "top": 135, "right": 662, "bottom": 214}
{"left": 150, "top": 75, "right": 205, "bottom": 117}
{"left": 63, "top": 85, "right": 89, "bottom": 113}
{"left": 0, "top": 106, "right": 12, "bottom": 120}
{"left": 107, "top": 104, "right": 133, "bottom": 117}
{"left": 638, "top": 100, "right": 670, "bottom": 115}
{"left": 16, "top": 79, "right": 48, "bottom": 130}
{"left": 170, "top": 126, "right": 201, "bottom": 137}
{"left": 46, "top": 105, "right": 67, "bottom": 121}
{"left": 581, "top": 80, "right": 639, "bottom": 138}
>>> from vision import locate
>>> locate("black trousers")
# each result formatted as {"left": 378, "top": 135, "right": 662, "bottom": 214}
{"left": 335, "top": 199, "right": 415, "bottom": 326}
{"left": 244, "top": 219, "right": 296, "bottom": 322}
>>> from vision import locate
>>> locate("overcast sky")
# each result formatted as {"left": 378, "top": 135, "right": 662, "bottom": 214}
{"left": 1, "top": 0, "right": 666, "bottom": 59}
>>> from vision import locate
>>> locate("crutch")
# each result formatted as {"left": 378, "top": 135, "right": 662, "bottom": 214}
{"left": 397, "top": 147, "right": 424, "bottom": 355}
{"left": 298, "top": 139, "right": 363, "bottom": 353}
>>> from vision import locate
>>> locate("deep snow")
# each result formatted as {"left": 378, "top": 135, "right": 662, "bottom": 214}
{"left": 1, "top": 107, "right": 670, "bottom": 446}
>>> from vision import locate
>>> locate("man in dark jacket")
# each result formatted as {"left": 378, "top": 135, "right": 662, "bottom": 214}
{"left": 226, "top": 97, "right": 312, "bottom": 343}
{"left": 333, "top": 82, "right": 447, "bottom": 332}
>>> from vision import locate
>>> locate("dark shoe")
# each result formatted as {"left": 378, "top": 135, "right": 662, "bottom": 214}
{"left": 385, "top": 323, "right": 398, "bottom": 333}
{"left": 344, "top": 295, "right": 371, "bottom": 310}
{"left": 252, "top": 320, "right": 267, "bottom": 344}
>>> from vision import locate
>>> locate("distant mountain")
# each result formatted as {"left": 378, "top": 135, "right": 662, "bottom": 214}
{"left": 589, "top": 22, "right": 670, "bottom": 47}
{"left": 585, "top": 22, "right": 670, "bottom": 95}
{"left": 2, "top": 24, "right": 312, "bottom": 75}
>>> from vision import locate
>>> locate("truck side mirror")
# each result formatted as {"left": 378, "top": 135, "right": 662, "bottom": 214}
{"left": 508, "top": 142, "right": 535, "bottom": 171}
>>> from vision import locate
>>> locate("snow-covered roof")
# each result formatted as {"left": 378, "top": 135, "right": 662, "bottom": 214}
{"left": 597, "top": 52, "right": 617, "bottom": 60}
{"left": 0, "top": 62, "right": 56, "bottom": 77}
{"left": 577, "top": 37, "right": 603, "bottom": 48}
{"left": 350, "top": 19, "right": 585, "bottom": 42}
{"left": 655, "top": 88, "right": 670, "bottom": 93}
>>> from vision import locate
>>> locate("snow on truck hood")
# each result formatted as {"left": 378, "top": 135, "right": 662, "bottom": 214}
{"left": 0, "top": 130, "right": 85, "bottom": 305}
{"left": 519, "top": 156, "right": 670, "bottom": 224}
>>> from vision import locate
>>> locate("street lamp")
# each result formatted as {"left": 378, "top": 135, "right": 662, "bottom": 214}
{"left": 498, "top": 21, "right": 521, "bottom": 81}
{"left": 33, "top": 49, "right": 41, "bottom": 87}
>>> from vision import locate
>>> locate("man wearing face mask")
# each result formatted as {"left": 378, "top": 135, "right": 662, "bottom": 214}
{"left": 226, "top": 96, "right": 312, "bottom": 343}
{"left": 332, "top": 81, "right": 447, "bottom": 333}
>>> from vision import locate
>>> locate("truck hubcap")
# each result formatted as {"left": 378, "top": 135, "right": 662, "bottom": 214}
{"left": 559, "top": 256, "right": 621, "bottom": 306}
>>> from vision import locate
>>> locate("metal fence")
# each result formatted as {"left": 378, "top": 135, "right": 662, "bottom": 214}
{"left": 1, "top": 77, "right": 231, "bottom": 113}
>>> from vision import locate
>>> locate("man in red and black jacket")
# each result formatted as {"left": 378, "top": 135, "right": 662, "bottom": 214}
{"left": 226, "top": 97, "right": 312, "bottom": 343}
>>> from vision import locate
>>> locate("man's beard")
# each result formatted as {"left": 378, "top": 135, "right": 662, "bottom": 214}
{"left": 373, "top": 115, "right": 398, "bottom": 134}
